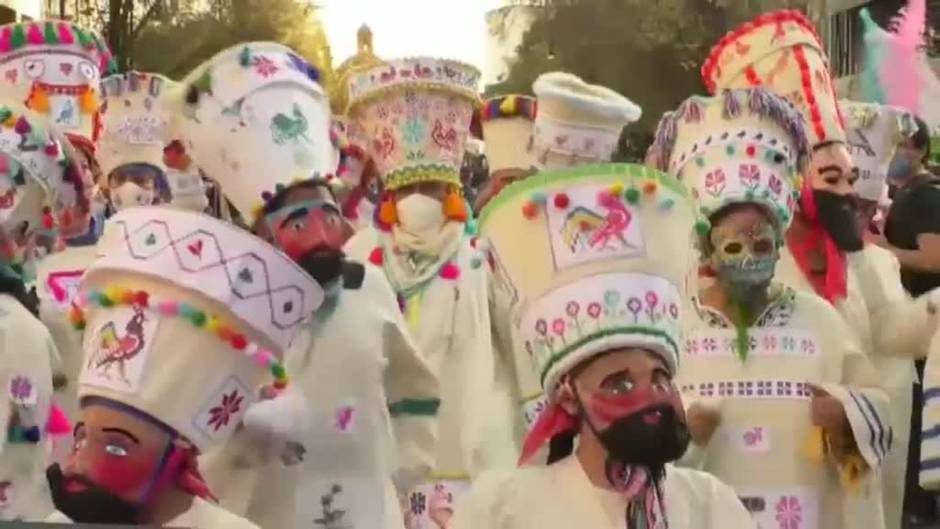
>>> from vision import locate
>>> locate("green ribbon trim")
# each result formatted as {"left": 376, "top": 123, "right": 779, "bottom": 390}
{"left": 478, "top": 163, "right": 691, "bottom": 227}
{"left": 389, "top": 398, "right": 441, "bottom": 417}
{"left": 538, "top": 326, "right": 680, "bottom": 387}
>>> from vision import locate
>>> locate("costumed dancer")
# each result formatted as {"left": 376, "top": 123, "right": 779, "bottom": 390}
{"left": 648, "top": 87, "right": 892, "bottom": 529}
{"left": 177, "top": 41, "right": 438, "bottom": 529}
{"left": 162, "top": 140, "right": 209, "bottom": 213}
{"left": 38, "top": 70, "right": 176, "bottom": 446}
{"left": 495, "top": 73, "right": 643, "bottom": 440}
{"left": 47, "top": 206, "right": 324, "bottom": 527}
{"left": 700, "top": 11, "right": 916, "bottom": 527}
{"left": 342, "top": 57, "right": 512, "bottom": 527}
{"left": 454, "top": 163, "right": 753, "bottom": 529}
{"left": 473, "top": 94, "right": 536, "bottom": 212}
{"left": 0, "top": 102, "right": 84, "bottom": 521}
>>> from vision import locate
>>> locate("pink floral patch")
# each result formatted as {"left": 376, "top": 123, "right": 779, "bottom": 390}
{"left": 775, "top": 495, "right": 802, "bottom": 529}
{"left": 207, "top": 390, "right": 244, "bottom": 432}
{"left": 704, "top": 169, "right": 726, "bottom": 196}
{"left": 253, "top": 56, "right": 279, "bottom": 78}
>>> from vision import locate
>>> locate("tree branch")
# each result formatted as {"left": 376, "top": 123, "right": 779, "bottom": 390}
{"left": 130, "top": 1, "right": 162, "bottom": 40}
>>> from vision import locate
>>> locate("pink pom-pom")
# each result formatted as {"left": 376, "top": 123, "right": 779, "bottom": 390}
{"left": 44, "top": 142, "right": 59, "bottom": 157}
{"left": 26, "top": 24, "right": 42, "bottom": 45}
{"left": 57, "top": 23, "right": 74, "bottom": 44}
{"left": 440, "top": 262, "right": 461, "bottom": 280}
{"left": 253, "top": 350, "right": 273, "bottom": 367}
{"left": 0, "top": 27, "right": 12, "bottom": 52}
{"left": 46, "top": 404, "right": 71, "bottom": 436}
{"left": 368, "top": 247, "right": 384, "bottom": 266}
{"left": 157, "top": 301, "right": 179, "bottom": 316}
{"left": 14, "top": 117, "right": 30, "bottom": 134}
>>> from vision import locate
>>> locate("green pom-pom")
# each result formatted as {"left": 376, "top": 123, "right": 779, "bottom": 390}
{"left": 695, "top": 220, "right": 710, "bottom": 236}
{"left": 43, "top": 22, "right": 58, "bottom": 44}
{"left": 10, "top": 25, "right": 26, "bottom": 49}
{"left": 189, "top": 310, "right": 207, "bottom": 327}
{"left": 726, "top": 145, "right": 735, "bottom": 156}
{"left": 625, "top": 188, "right": 640, "bottom": 204}
{"left": 74, "top": 27, "right": 92, "bottom": 48}
{"left": 99, "top": 296, "right": 114, "bottom": 308}
{"left": 695, "top": 157, "right": 705, "bottom": 168}
{"left": 239, "top": 46, "right": 252, "bottom": 67}
{"left": 271, "top": 364, "right": 287, "bottom": 379}
{"left": 0, "top": 107, "right": 12, "bottom": 124}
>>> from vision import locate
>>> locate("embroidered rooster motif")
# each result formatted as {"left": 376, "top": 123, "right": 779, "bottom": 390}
{"left": 589, "top": 192, "right": 633, "bottom": 250}
{"left": 431, "top": 119, "right": 457, "bottom": 152}
{"left": 270, "top": 103, "right": 309, "bottom": 145}
{"left": 88, "top": 307, "right": 147, "bottom": 385}
{"left": 373, "top": 128, "right": 396, "bottom": 160}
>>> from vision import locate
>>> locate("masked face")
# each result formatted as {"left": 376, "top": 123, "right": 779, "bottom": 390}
{"left": 709, "top": 207, "right": 779, "bottom": 303}
{"left": 887, "top": 146, "right": 921, "bottom": 185}
{"left": 568, "top": 349, "right": 689, "bottom": 479}
{"left": 48, "top": 401, "right": 180, "bottom": 523}
{"left": 261, "top": 185, "right": 351, "bottom": 286}
{"left": 809, "top": 143, "right": 857, "bottom": 196}
{"left": 813, "top": 190, "right": 864, "bottom": 252}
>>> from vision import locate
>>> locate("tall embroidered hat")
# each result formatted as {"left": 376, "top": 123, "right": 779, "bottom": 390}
{"left": 482, "top": 95, "right": 537, "bottom": 173}
{"left": 346, "top": 57, "right": 481, "bottom": 191}
{"left": 98, "top": 71, "right": 176, "bottom": 183}
{"left": 70, "top": 207, "right": 323, "bottom": 452}
{"left": 176, "top": 42, "right": 336, "bottom": 222}
{"left": 531, "top": 72, "right": 641, "bottom": 170}
{"left": 0, "top": 20, "right": 114, "bottom": 143}
{"left": 0, "top": 101, "right": 88, "bottom": 254}
{"left": 479, "top": 163, "right": 696, "bottom": 394}
{"left": 701, "top": 10, "right": 846, "bottom": 148}
{"left": 840, "top": 100, "right": 918, "bottom": 202}
{"left": 647, "top": 87, "right": 809, "bottom": 237}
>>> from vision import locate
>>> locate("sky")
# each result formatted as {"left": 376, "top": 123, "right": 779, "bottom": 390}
{"left": 319, "top": 0, "right": 503, "bottom": 70}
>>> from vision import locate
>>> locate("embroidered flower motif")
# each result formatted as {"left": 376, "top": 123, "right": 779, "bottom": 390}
{"left": 739, "top": 164, "right": 761, "bottom": 189}
{"left": 704, "top": 169, "right": 726, "bottom": 197}
{"left": 410, "top": 492, "right": 427, "bottom": 515}
{"left": 402, "top": 118, "right": 425, "bottom": 145}
{"left": 603, "top": 290, "right": 621, "bottom": 311}
{"left": 626, "top": 297, "right": 642, "bottom": 317}
{"left": 769, "top": 173, "right": 783, "bottom": 196}
{"left": 782, "top": 336, "right": 796, "bottom": 351}
{"left": 535, "top": 319, "right": 548, "bottom": 336}
{"left": 800, "top": 339, "right": 815, "bottom": 354}
{"left": 644, "top": 291, "right": 659, "bottom": 309}
{"left": 775, "top": 495, "right": 803, "bottom": 529}
{"left": 763, "top": 334, "right": 778, "bottom": 350}
{"left": 668, "top": 302, "right": 679, "bottom": 319}
{"left": 253, "top": 56, "right": 279, "bottom": 78}
{"left": 587, "top": 302, "right": 602, "bottom": 319}
{"left": 551, "top": 318, "right": 566, "bottom": 336}
{"left": 566, "top": 301, "right": 580, "bottom": 318}
{"left": 207, "top": 390, "right": 244, "bottom": 432}
{"left": 9, "top": 376, "right": 32, "bottom": 401}
{"left": 703, "top": 337, "right": 717, "bottom": 352}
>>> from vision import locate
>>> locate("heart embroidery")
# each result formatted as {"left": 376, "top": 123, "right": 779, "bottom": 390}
{"left": 144, "top": 233, "right": 156, "bottom": 246}
{"left": 4, "top": 69, "right": 16, "bottom": 83}
{"left": 238, "top": 268, "right": 253, "bottom": 283}
{"left": 187, "top": 240, "right": 203, "bottom": 257}
{"left": 59, "top": 62, "right": 73, "bottom": 76}
{"left": 283, "top": 301, "right": 294, "bottom": 313}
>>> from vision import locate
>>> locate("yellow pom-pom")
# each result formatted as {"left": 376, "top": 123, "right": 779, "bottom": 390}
{"left": 104, "top": 286, "right": 125, "bottom": 304}
{"left": 2, "top": 114, "right": 16, "bottom": 127}
{"left": 206, "top": 316, "right": 222, "bottom": 334}
{"left": 610, "top": 182, "right": 624, "bottom": 195}
{"left": 499, "top": 95, "right": 517, "bottom": 116}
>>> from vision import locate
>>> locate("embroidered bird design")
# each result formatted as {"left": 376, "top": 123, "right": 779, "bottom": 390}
{"left": 589, "top": 192, "right": 633, "bottom": 250}
{"left": 88, "top": 307, "right": 147, "bottom": 385}
{"left": 270, "top": 103, "right": 309, "bottom": 145}
{"left": 373, "top": 128, "right": 396, "bottom": 160}
{"left": 431, "top": 119, "right": 457, "bottom": 152}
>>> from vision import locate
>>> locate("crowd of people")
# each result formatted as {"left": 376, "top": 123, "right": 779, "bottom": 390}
{"left": 1, "top": 3, "right": 940, "bottom": 529}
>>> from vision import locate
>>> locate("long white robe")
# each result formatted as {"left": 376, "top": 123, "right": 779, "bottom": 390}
{"left": 0, "top": 294, "right": 58, "bottom": 521}
{"left": 203, "top": 264, "right": 439, "bottom": 529}
{"left": 777, "top": 245, "right": 930, "bottom": 529}
{"left": 451, "top": 455, "right": 754, "bottom": 529}
{"left": 45, "top": 496, "right": 259, "bottom": 528}
{"left": 346, "top": 226, "right": 517, "bottom": 527}
{"left": 678, "top": 284, "right": 892, "bottom": 529}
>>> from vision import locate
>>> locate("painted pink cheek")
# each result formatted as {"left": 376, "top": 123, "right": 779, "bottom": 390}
{"left": 87, "top": 456, "right": 162, "bottom": 496}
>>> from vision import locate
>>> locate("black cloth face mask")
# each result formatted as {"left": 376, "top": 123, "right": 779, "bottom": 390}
{"left": 297, "top": 247, "right": 345, "bottom": 286}
{"left": 813, "top": 189, "right": 864, "bottom": 252}
{"left": 594, "top": 403, "right": 691, "bottom": 482}
{"left": 47, "top": 463, "right": 142, "bottom": 524}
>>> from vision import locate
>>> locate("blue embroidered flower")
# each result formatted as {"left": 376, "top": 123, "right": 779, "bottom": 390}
{"left": 402, "top": 119, "right": 425, "bottom": 146}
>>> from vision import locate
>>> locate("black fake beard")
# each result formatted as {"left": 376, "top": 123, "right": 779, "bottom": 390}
{"left": 596, "top": 404, "right": 691, "bottom": 482}
{"left": 297, "top": 247, "right": 345, "bottom": 286}
{"left": 47, "top": 463, "right": 142, "bottom": 524}
{"left": 813, "top": 190, "right": 864, "bottom": 252}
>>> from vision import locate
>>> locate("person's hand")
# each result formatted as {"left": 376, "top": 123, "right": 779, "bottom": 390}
{"left": 428, "top": 483, "right": 454, "bottom": 529}
{"left": 686, "top": 402, "right": 721, "bottom": 446}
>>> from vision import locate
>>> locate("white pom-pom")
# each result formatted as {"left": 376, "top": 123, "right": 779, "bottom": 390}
{"left": 242, "top": 387, "right": 309, "bottom": 443}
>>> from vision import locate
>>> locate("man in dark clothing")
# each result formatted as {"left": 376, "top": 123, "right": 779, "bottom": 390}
{"left": 883, "top": 116, "right": 940, "bottom": 528}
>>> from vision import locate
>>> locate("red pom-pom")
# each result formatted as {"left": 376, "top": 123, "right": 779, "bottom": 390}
{"left": 440, "top": 262, "right": 461, "bottom": 281}
{"left": 522, "top": 202, "right": 538, "bottom": 219}
{"left": 44, "top": 143, "right": 59, "bottom": 157}
{"left": 134, "top": 291, "right": 150, "bottom": 307}
{"left": 231, "top": 334, "right": 248, "bottom": 350}
{"left": 41, "top": 214, "right": 54, "bottom": 230}
{"left": 746, "top": 145, "right": 756, "bottom": 157}
{"left": 553, "top": 193, "right": 570, "bottom": 209}
{"left": 368, "top": 247, "right": 384, "bottom": 266}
